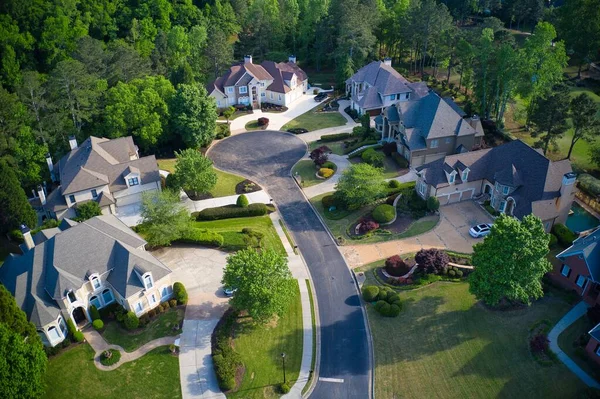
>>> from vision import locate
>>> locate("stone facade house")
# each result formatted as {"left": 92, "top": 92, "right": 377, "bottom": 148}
{"left": 41, "top": 136, "right": 161, "bottom": 220}
{"left": 208, "top": 55, "right": 308, "bottom": 109}
{"left": 347, "top": 59, "right": 483, "bottom": 167}
{"left": 416, "top": 140, "right": 575, "bottom": 231}
{"left": 0, "top": 215, "right": 173, "bottom": 347}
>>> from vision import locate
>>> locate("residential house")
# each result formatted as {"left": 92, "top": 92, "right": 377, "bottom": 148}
{"left": 552, "top": 227, "right": 600, "bottom": 365}
{"left": 41, "top": 135, "right": 161, "bottom": 220}
{"left": 415, "top": 140, "right": 575, "bottom": 231}
{"left": 347, "top": 59, "right": 483, "bottom": 167}
{"left": 0, "top": 215, "right": 174, "bottom": 347}
{"left": 208, "top": 55, "right": 308, "bottom": 109}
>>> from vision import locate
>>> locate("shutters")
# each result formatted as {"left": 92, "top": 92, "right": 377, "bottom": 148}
{"left": 567, "top": 268, "right": 572, "bottom": 278}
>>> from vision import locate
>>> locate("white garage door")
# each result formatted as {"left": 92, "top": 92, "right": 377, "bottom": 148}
{"left": 116, "top": 192, "right": 143, "bottom": 206}
{"left": 460, "top": 190, "right": 474, "bottom": 201}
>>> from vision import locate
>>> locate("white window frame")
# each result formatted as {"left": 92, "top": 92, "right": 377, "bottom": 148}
{"left": 560, "top": 264, "right": 570, "bottom": 277}
{"left": 227, "top": 87, "right": 234, "bottom": 94}
{"left": 90, "top": 275, "right": 101, "bottom": 290}
{"left": 89, "top": 295, "right": 102, "bottom": 309}
{"left": 143, "top": 273, "right": 154, "bottom": 290}
{"left": 128, "top": 177, "right": 139, "bottom": 186}
{"left": 576, "top": 275, "right": 587, "bottom": 288}
{"left": 430, "top": 139, "right": 439, "bottom": 148}
{"left": 462, "top": 170, "right": 469, "bottom": 181}
{"left": 448, "top": 174, "right": 455, "bottom": 184}
{"left": 148, "top": 293, "right": 158, "bottom": 307}
{"left": 239, "top": 86, "right": 248, "bottom": 94}
{"left": 418, "top": 181, "right": 427, "bottom": 196}
{"left": 68, "top": 290, "right": 77, "bottom": 303}
{"left": 134, "top": 301, "right": 144, "bottom": 315}
{"left": 69, "top": 194, "right": 75, "bottom": 204}
{"left": 160, "top": 285, "right": 173, "bottom": 300}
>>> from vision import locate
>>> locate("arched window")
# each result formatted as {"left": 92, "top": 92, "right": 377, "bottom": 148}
{"left": 102, "top": 289, "right": 114, "bottom": 305}
{"left": 89, "top": 295, "right": 101, "bottom": 309}
{"left": 143, "top": 273, "right": 153, "bottom": 290}
{"left": 89, "top": 274, "right": 101, "bottom": 290}
{"left": 47, "top": 326, "right": 60, "bottom": 341}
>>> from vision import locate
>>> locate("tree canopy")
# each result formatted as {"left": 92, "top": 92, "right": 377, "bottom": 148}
{"left": 170, "top": 148, "right": 217, "bottom": 198}
{"left": 140, "top": 189, "right": 189, "bottom": 247}
{"left": 335, "top": 163, "right": 386, "bottom": 210}
{"left": 0, "top": 160, "right": 37, "bottom": 233}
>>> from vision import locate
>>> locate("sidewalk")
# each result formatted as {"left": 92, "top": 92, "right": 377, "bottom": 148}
{"left": 182, "top": 190, "right": 270, "bottom": 214}
{"left": 303, "top": 155, "right": 351, "bottom": 199}
{"left": 548, "top": 301, "right": 600, "bottom": 389}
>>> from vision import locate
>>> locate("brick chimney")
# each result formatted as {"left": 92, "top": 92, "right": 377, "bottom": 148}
{"left": 288, "top": 55, "right": 296, "bottom": 64}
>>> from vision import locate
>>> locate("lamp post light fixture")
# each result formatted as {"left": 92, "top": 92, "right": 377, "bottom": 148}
{"left": 281, "top": 352, "right": 287, "bottom": 383}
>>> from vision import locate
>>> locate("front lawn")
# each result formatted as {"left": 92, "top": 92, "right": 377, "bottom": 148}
{"left": 308, "top": 140, "right": 347, "bottom": 156}
{"left": 282, "top": 109, "right": 347, "bottom": 132}
{"left": 191, "top": 215, "right": 285, "bottom": 254}
{"left": 44, "top": 344, "right": 180, "bottom": 399}
{"left": 217, "top": 110, "right": 252, "bottom": 121}
{"left": 225, "top": 280, "right": 303, "bottom": 399}
{"left": 292, "top": 160, "right": 336, "bottom": 187}
{"left": 245, "top": 120, "right": 264, "bottom": 131}
{"left": 157, "top": 158, "right": 245, "bottom": 198}
{"left": 101, "top": 307, "right": 184, "bottom": 352}
{"left": 558, "top": 315, "right": 600, "bottom": 380}
{"left": 350, "top": 150, "right": 404, "bottom": 179}
{"left": 365, "top": 281, "right": 587, "bottom": 398}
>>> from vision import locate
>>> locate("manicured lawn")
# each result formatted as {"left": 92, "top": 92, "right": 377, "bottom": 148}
{"left": 101, "top": 307, "right": 184, "bottom": 352}
{"left": 245, "top": 120, "right": 264, "bottom": 131}
{"left": 157, "top": 158, "right": 245, "bottom": 198}
{"left": 365, "top": 281, "right": 587, "bottom": 398}
{"left": 44, "top": 344, "right": 181, "bottom": 399}
{"left": 217, "top": 110, "right": 251, "bottom": 121}
{"left": 292, "top": 160, "right": 336, "bottom": 188}
{"left": 309, "top": 139, "right": 347, "bottom": 155}
{"left": 350, "top": 150, "right": 404, "bottom": 179}
{"left": 228, "top": 281, "right": 303, "bottom": 399}
{"left": 282, "top": 109, "right": 347, "bottom": 132}
{"left": 192, "top": 215, "right": 285, "bottom": 254}
{"left": 558, "top": 315, "right": 600, "bottom": 380}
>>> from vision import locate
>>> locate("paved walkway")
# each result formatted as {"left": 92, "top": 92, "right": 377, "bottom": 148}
{"left": 548, "top": 302, "right": 600, "bottom": 389}
{"left": 302, "top": 154, "right": 351, "bottom": 199}
{"left": 82, "top": 329, "right": 177, "bottom": 371}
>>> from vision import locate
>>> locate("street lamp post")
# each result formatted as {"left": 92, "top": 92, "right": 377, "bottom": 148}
{"left": 281, "top": 352, "right": 286, "bottom": 384}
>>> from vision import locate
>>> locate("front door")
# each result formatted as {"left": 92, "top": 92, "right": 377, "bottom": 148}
{"left": 252, "top": 87, "right": 259, "bottom": 109}
{"left": 72, "top": 307, "right": 88, "bottom": 327}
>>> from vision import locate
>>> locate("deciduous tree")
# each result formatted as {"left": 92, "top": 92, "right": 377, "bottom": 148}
{"left": 0, "top": 160, "right": 37, "bottom": 233}
{"left": 140, "top": 190, "right": 188, "bottom": 247}
{"left": 335, "top": 163, "right": 386, "bottom": 210}
{"left": 568, "top": 94, "right": 600, "bottom": 159}
{"left": 530, "top": 84, "right": 570, "bottom": 155}
{"left": 75, "top": 201, "right": 102, "bottom": 221}
{"left": 170, "top": 149, "right": 217, "bottom": 198}
{"left": 170, "top": 83, "right": 217, "bottom": 149}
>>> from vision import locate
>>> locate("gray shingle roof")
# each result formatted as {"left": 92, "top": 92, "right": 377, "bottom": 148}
{"left": 355, "top": 86, "right": 383, "bottom": 109}
{"left": 557, "top": 227, "right": 600, "bottom": 282}
{"left": 0, "top": 215, "right": 171, "bottom": 328}
{"left": 346, "top": 61, "right": 411, "bottom": 96}
{"left": 417, "top": 140, "right": 572, "bottom": 219}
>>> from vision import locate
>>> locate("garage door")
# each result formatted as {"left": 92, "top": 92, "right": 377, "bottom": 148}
{"left": 448, "top": 192, "right": 461, "bottom": 203}
{"left": 116, "top": 192, "right": 143, "bottom": 206}
{"left": 437, "top": 195, "right": 450, "bottom": 206}
{"left": 460, "top": 190, "right": 473, "bottom": 201}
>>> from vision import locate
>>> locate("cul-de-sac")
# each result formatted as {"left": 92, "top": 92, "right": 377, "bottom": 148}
{"left": 1, "top": 1, "right": 600, "bottom": 398}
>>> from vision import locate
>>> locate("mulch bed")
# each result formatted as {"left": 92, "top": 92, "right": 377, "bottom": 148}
{"left": 235, "top": 179, "right": 262, "bottom": 195}
{"left": 186, "top": 191, "right": 213, "bottom": 201}
{"left": 383, "top": 213, "right": 415, "bottom": 234}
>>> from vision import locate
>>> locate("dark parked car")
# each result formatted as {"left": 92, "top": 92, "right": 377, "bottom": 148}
{"left": 314, "top": 92, "right": 328, "bottom": 102}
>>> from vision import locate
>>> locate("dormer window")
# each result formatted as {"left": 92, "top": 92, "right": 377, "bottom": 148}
{"left": 502, "top": 186, "right": 509, "bottom": 195}
{"left": 128, "top": 177, "right": 139, "bottom": 186}
{"left": 462, "top": 170, "right": 469, "bottom": 182}
{"left": 91, "top": 189, "right": 98, "bottom": 198}
{"left": 430, "top": 139, "right": 439, "bottom": 149}
{"left": 449, "top": 174, "right": 455, "bottom": 183}
{"left": 143, "top": 273, "right": 154, "bottom": 290}
{"left": 90, "top": 274, "right": 101, "bottom": 290}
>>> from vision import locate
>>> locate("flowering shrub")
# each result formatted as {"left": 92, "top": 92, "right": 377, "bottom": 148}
{"left": 358, "top": 219, "right": 379, "bottom": 234}
{"left": 257, "top": 117, "right": 269, "bottom": 126}
{"left": 318, "top": 168, "right": 334, "bottom": 178}
{"left": 385, "top": 255, "right": 411, "bottom": 277}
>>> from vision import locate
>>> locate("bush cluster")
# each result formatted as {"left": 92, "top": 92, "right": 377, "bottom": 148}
{"left": 396, "top": 190, "right": 428, "bottom": 218}
{"left": 415, "top": 248, "right": 450, "bottom": 274}
{"left": 89, "top": 305, "right": 101, "bottom": 321}
{"left": 372, "top": 204, "right": 395, "bottom": 224}
{"left": 178, "top": 227, "right": 224, "bottom": 247}
{"left": 213, "top": 314, "right": 242, "bottom": 392}
{"left": 578, "top": 174, "right": 600, "bottom": 197}
{"left": 8, "top": 229, "right": 23, "bottom": 243}
{"left": 385, "top": 255, "right": 412, "bottom": 277}
{"left": 92, "top": 319, "right": 104, "bottom": 330}
{"left": 358, "top": 219, "right": 379, "bottom": 234}
{"left": 427, "top": 196, "right": 440, "bottom": 212}
{"left": 445, "top": 266, "right": 464, "bottom": 278}
{"left": 388, "top": 180, "right": 401, "bottom": 189}
{"left": 530, "top": 334, "right": 550, "bottom": 353}
{"left": 361, "top": 148, "right": 385, "bottom": 167}
{"left": 361, "top": 286, "right": 402, "bottom": 317}
{"left": 73, "top": 331, "right": 84, "bottom": 342}
{"left": 322, "top": 161, "right": 336, "bottom": 170}
{"left": 215, "top": 124, "right": 231, "bottom": 140}
{"left": 242, "top": 227, "right": 265, "bottom": 248}
{"left": 322, "top": 195, "right": 337, "bottom": 209}
{"left": 174, "top": 282, "right": 188, "bottom": 305}
{"left": 124, "top": 311, "right": 139, "bottom": 330}
{"left": 197, "top": 203, "right": 268, "bottom": 221}
{"left": 100, "top": 349, "right": 121, "bottom": 366}
{"left": 551, "top": 223, "right": 577, "bottom": 247}
{"left": 257, "top": 117, "right": 269, "bottom": 126}
{"left": 99, "top": 302, "right": 127, "bottom": 321}
{"left": 344, "top": 106, "right": 359, "bottom": 120}
{"left": 549, "top": 233, "right": 558, "bottom": 248}
{"left": 236, "top": 194, "right": 249, "bottom": 208}
{"left": 318, "top": 168, "right": 334, "bottom": 178}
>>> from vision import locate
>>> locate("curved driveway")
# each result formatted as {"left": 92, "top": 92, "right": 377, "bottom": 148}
{"left": 207, "top": 131, "right": 371, "bottom": 399}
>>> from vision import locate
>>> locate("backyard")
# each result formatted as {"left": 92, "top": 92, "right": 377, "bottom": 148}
{"left": 291, "top": 159, "right": 337, "bottom": 188}
{"left": 191, "top": 215, "right": 285, "bottom": 254}
{"left": 363, "top": 280, "right": 588, "bottom": 398}
{"left": 282, "top": 108, "right": 347, "bottom": 132}
{"left": 224, "top": 281, "right": 303, "bottom": 399}
{"left": 44, "top": 345, "right": 180, "bottom": 399}
{"left": 157, "top": 159, "right": 246, "bottom": 198}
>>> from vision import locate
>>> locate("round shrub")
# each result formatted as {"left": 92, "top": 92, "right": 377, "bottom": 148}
{"left": 89, "top": 305, "right": 101, "bottom": 321}
{"left": 530, "top": 334, "right": 549, "bottom": 353}
{"left": 322, "top": 195, "right": 337, "bottom": 208}
{"left": 362, "top": 285, "right": 380, "bottom": 302}
{"left": 173, "top": 282, "right": 188, "bottom": 305}
{"left": 387, "top": 294, "right": 401, "bottom": 305}
{"left": 165, "top": 173, "right": 179, "bottom": 190}
{"left": 448, "top": 269, "right": 456, "bottom": 277}
{"left": 387, "top": 303, "right": 401, "bottom": 317}
{"left": 372, "top": 204, "right": 395, "bottom": 224}
{"left": 100, "top": 349, "right": 121, "bottom": 366}
{"left": 322, "top": 161, "right": 336, "bottom": 170}
{"left": 280, "top": 383, "right": 291, "bottom": 394}
{"left": 92, "top": 319, "right": 104, "bottom": 330}
{"left": 385, "top": 255, "right": 411, "bottom": 277}
{"left": 124, "top": 311, "right": 139, "bottom": 330}
{"left": 358, "top": 220, "right": 379, "bottom": 234}
{"left": 236, "top": 194, "right": 249, "bottom": 208}
{"left": 73, "top": 331, "right": 84, "bottom": 343}
{"left": 374, "top": 300, "right": 390, "bottom": 315}
{"left": 456, "top": 270, "right": 464, "bottom": 278}
{"left": 318, "top": 168, "right": 334, "bottom": 178}
{"left": 427, "top": 196, "right": 440, "bottom": 212}
{"left": 257, "top": 117, "right": 269, "bottom": 126}
{"left": 169, "top": 299, "right": 177, "bottom": 308}
{"left": 388, "top": 180, "right": 401, "bottom": 189}
{"left": 549, "top": 233, "right": 558, "bottom": 248}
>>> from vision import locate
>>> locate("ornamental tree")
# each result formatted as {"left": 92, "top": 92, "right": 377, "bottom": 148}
{"left": 75, "top": 201, "right": 102, "bottom": 221}
{"left": 222, "top": 248, "right": 296, "bottom": 323}
{"left": 415, "top": 248, "right": 449, "bottom": 274}
{"left": 335, "top": 163, "right": 386, "bottom": 210}
{"left": 171, "top": 148, "right": 217, "bottom": 198}
{"left": 309, "top": 145, "right": 330, "bottom": 167}
{"left": 140, "top": 190, "right": 189, "bottom": 247}
{"left": 469, "top": 214, "right": 551, "bottom": 306}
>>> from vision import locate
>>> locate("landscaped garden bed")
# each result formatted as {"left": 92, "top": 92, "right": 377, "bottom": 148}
{"left": 235, "top": 179, "right": 261, "bottom": 194}
{"left": 292, "top": 159, "right": 337, "bottom": 187}
{"left": 245, "top": 117, "right": 269, "bottom": 131}
{"left": 261, "top": 103, "right": 287, "bottom": 113}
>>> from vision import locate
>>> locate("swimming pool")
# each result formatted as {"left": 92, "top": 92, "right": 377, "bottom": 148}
{"left": 566, "top": 203, "right": 600, "bottom": 233}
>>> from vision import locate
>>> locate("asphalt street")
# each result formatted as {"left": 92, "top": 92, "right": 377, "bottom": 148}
{"left": 208, "top": 131, "right": 371, "bottom": 399}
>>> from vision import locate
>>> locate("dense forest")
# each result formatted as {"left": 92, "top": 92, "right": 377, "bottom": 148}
{"left": 0, "top": 0, "right": 599, "bottom": 191}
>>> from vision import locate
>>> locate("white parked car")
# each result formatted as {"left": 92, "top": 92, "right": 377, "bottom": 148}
{"left": 223, "top": 287, "right": 237, "bottom": 297}
{"left": 469, "top": 223, "right": 493, "bottom": 238}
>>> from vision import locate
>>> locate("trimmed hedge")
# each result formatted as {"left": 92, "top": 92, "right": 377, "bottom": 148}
{"left": 89, "top": 305, "right": 101, "bottom": 321}
{"left": 552, "top": 223, "right": 577, "bottom": 247}
{"left": 319, "top": 168, "right": 334, "bottom": 178}
{"left": 578, "top": 174, "right": 600, "bottom": 198}
{"left": 549, "top": 233, "right": 558, "bottom": 248}
{"left": 174, "top": 282, "right": 188, "bottom": 305}
{"left": 361, "top": 148, "right": 385, "bottom": 167}
{"left": 197, "top": 203, "right": 268, "bottom": 221}
{"left": 124, "top": 311, "right": 139, "bottom": 330}
{"left": 178, "top": 227, "right": 224, "bottom": 247}
{"left": 92, "top": 319, "right": 104, "bottom": 330}
{"left": 373, "top": 204, "right": 395, "bottom": 223}
{"left": 322, "top": 161, "right": 336, "bottom": 169}
{"left": 236, "top": 194, "right": 249, "bottom": 208}
{"left": 73, "top": 331, "right": 84, "bottom": 343}
{"left": 320, "top": 133, "right": 352, "bottom": 142}
{"left": 362, "top": 285, "right": 380, "bottom": 302}
{"left": 66, "top": 319, "right": 77, "bottom": 337}
{"left": 388, "top": 180, "right": 401, "bottom": 189}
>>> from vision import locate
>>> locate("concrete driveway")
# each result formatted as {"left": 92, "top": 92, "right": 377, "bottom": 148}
{"left": 152, "top": 245, "right": 230, "bottom": 399}
{"left": 340, "top": 201, "right": 494, "bottom": 268}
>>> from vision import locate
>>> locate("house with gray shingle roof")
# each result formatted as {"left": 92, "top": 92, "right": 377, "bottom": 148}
{"left": 42, "top": 135, "right": 161, "bottom": 220}
{"left": 0, "top": 215, "right": 174, "bottom": 347}
{"left": 415, "top": 140, "right": 575, "bottom": 231}
{"left": 208, "top": 55, "right": 308, "bottom": 109}
{"left": 347, "top": 59, "right": 483, "bottom": 167}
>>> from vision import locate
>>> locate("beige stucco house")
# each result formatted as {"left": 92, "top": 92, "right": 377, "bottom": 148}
{"left": 40, "top": 136, "right": 161, "bottom": 220}
{"left": 208, "top": 55, "right": 308, "bottom": 109}
{"left": 0, "top": 215, "right": 173, "bottom": 347}
{"left": 415, "top": 140, "right": 575, "bottom": 231}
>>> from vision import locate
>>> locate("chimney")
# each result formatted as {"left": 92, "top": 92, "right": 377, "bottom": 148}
{"left": 46, "top": 152, "right": 53, "bottom": 173}
{"left": 20, "top": 224, "right": 34, "bottom": 251}
{"left": 244, "top": 55, "right": 253, "bottom": 64}
{"left": 37, "top": 185, "right": 46, "bottom": 206}
{"left": 68, "top": 135, "right": 78, "bottom": 150}
{"left": 383, "top": 57, "right": 392, "bottom": 66}
{"left": 288, "top": 55, "right": 296, "bottom": 64}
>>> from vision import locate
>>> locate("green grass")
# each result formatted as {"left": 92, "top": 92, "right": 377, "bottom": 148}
{"left": 44, "top": 344, "right": 180, "bottom": 399}
{"left": 558, "top": 316, "right": 600, "bottom": 380}
{"left": 308, "top": 140, "right": 347, "bottom": 155}
{"left": 366, "top": 282, "right": 587, "bottom": 398}
{"left": 192, "top": 215, "right": 285, "bottom": 254}
{"left": 292, "top": 160, "right": 336, "bottom": 188}
{"left": 278, "top": 219, "right": 297, "bottom": 255}
{"left": 101, "top": 307, "right": 184, "bottom": 352}
{"left": 350, "top": 150, "right": 403, "bottom": 179}
{"left": 245, "top": 120, "right": 263, "bottom": 131}
{"left": 282, "top": 109, "right": 347, "bottom": 132}
{"left": 302, "top": 279, "right": 317, "bottom": 396}
{"left": 218, "top": 110, "right": 251, "bottom": 121}
{"left": 157, "top": 158, "right": 246, "bottom": 198}
{"left": 227, "top": 281, "right": 303, "bottom": 399}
